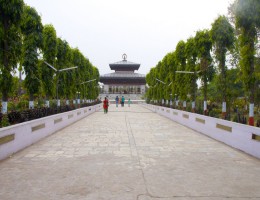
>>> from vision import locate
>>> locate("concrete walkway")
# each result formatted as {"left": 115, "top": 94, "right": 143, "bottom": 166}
{"left": 0, "top": 104, "right": 260, "bottom": 200}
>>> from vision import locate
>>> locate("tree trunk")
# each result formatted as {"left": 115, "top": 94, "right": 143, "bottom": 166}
{"left": 183, "top": 101, "right": 186, "bottom": 111}
{"left": 192, "top": 74, "right": 196, "bottom": 113}
{"left": 45, "top": 94, "right": 50, "bottom": 107}
{"left": 18, "top": 69, "right": 22, "bottom": 96}
{"left": 192, "top": 101, "right": 195, "bottom": 113}
{"left": 248, "top": 30, "right": 255, "bottom": 126}
{"left": 220, "top": 52, "right": 227, "bottom": 119}
{"left": 203, "top": 72, "right": 207, "bottom": 115}
{"left": 2, "top": 16, "right": 9, "bottom": 103}
{"left": 248, "top": 56, "right": 255, "bottom": 126}
{"left": 29, "top": 93, "right": 34, "bottom": 109}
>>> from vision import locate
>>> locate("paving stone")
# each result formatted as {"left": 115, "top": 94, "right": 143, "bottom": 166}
{"left": 0, "top": 104, "right": 260, "bottom": 200}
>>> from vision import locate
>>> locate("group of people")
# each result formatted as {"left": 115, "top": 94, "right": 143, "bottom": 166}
{"left": 103, "top": 96, "right": 132, "bottom": 114}
{"left": 115, "top": 96, "right": 132, "bottom": 108}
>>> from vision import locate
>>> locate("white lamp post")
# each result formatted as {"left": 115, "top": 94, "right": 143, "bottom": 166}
{"left": 44, "top": 61, "right": 78, "bottom": 107}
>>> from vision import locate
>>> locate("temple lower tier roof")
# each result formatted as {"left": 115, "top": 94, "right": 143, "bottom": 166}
{"left": 100, "top": 72, "right": 146, "bottom": 84}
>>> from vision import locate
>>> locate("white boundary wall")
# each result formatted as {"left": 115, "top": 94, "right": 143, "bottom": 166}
{"left": 0, "top": 104, "right": 102, "bottom": 161}
{"left": 142, "top": 103, "right": 260, "bottom": 159}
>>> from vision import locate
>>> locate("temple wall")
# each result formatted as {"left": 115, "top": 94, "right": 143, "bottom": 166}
{"left": 102, "top": 84, "right": 146, "bottom": 94}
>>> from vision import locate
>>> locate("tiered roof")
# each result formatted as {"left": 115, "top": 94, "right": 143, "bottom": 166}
{"left": 100, "top": 54, "right": 146, "bottom": 85}
{"left": 109, "top": 60, "right": 140, "bottom": 71}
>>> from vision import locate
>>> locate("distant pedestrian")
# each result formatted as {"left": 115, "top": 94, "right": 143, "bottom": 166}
{"left": 103, "top": 97, "right": 109, "bottom": 114}
{"left": 128, "top": 98, "right": 132, "bottom": 107}
{"left": 121, "top": 96, "right": 125, "bottom": 107}
{"left": 115, "top": 96, "right": 119, "bottom": 107}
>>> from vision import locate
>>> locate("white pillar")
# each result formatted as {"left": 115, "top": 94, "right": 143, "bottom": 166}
{"left": 222, "top": 102, "right": 226, "bottom": 113}
{"left": 204, "top": 101, "right": 207, "bottom": 112}
{"left": 249, "top": 103, "right": 254, "bottom": 117}
{"left": 29, "top": 101, "right": 34, "bottom": 109}
{"left": 192, "top": 101, "right": 195, "bottom": 110}
{"left": 1, "top": 102, "right": 7, "bottom": 114}
{"left": 45, "top": 100, "right": 50, "bottom": 108}
{"left": 183, "top": 101, "right": 186, "bottom": 108}
{"left": 66, "top": 100, "right": 69, "bottom": 105}
{"left": 249, "top": 103, "right": 254, "bottom": 126}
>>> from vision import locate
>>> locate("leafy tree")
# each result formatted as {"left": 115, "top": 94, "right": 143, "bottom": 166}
{"left": 175, "top": 40, "right": 188, "bottom": 109}
{"left": 71, "top": 48, "right": 83, "bottom": 102}
{"left": 231, "top": 0, "right": 260, "bottom": 125}
{"left": 145, "top": 68, "right": 153, "bottom": 100}
{"left": 41, "top": 24, "right": 57, "bottom": 106}
{"left": 194, "top": 30, "right": 213, "bottom": 115}
{"left": 164, "top": 53, "right": 174, "bottom": 101}
{"left": 167, "top": 52, "right": 178, "bottom": 105}
{"left": 211, "top": 15, "right": 235, "bottom": 118}
{"left": 92, "top": 66, "right": 100, "bottom": 99}
{"left": 56, "top": 38, "right": 74, "bottom": 104}
{"left": 185, "top": 37, "right": 198, "bottom": 112}
{"left": 0, "top": 0, "right": 24, "bottom": 113}
{"left": 255, "top": 58, "right": 260, "bottom": 110}
{"left": 146, "top": 67, "right": 157, "bottom": 101}
{"left": 21, "top": 5, "right": 43, "bottom": 109}
{"left": 208, "top": 68, "right": 244, "bottom": 115}
{"left": 10, "top": 76, "right": 20, "bottom": 98}
{"left": 159, "top": 54, "right": 171, "bottom": 101}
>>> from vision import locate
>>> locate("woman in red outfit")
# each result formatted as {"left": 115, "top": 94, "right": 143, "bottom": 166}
{"left": 103, "top": 97, "right": 109, "bottom": 113}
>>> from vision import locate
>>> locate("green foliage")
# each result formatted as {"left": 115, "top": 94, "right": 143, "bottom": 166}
{"left": 195, "top": 29, "right": 213, "bottom": 104}
{"left": 175, "top": 41, "right": 187, "bottom": 100}
{"left": 210, "top": 16, "right": 235, "bottom": 105}
{"left": 233, "top": 0, "right": 260, "bottom": 29}
{"left": 208, "top": 68, "right": 244, "bottom": 104}
{"left": 56, "top": 38, "right": 73, "bottom": 99}
{"left": 185, "top": 37, "right": 198, "bottom": 101}
{"left": 21, "top": 5, "right": 43, "bottom": 101}
{"left": 232, "top": 0, "right": 259, "bottom": 107}
{"left": 0, "top": 0, "right": 99, "bottom": 116}
{"left": 10, "top": 76, "right": 20, "bottom": 97}
{"left": 41, "top": 24, "right": 57, "bottom": 99}
{"left": 195, "top": 30, "right": 212, "bottom": 61}
{"left": 145, "top": 0, "right": 258, "bottom": 124}
{"left": 0, "top": 114, "right": 10, "bottom": 127}
{"left": 211, "top": 16, "right": 234, "bottom": 55}
{"left": 0, "top": 0, "right": 24, "bottom": 101}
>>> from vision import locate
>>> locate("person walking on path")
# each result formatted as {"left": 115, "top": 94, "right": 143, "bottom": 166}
{"left": 121, "top": 96, "right": 125, "bottom": 107}
{"left": 115, "top": 96, "right": 119, "bottom": 107}
{"left": 128, "top": 98, "right": 132, "bottom": 107}
{"left": 103, "top": 97, "right": 109, "bottom": 114}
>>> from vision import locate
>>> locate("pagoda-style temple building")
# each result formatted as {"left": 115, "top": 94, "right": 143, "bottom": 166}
{"left": 100, "top": 54, "right": 146, "bottom": 96}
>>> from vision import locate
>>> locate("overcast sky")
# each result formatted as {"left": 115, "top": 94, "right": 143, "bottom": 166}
{"left": 24, "top": 0, "right": 233, "bottom": 75}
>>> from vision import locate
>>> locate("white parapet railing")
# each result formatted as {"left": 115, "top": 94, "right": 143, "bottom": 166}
{"left": 141, "top": 103, "right": 260, "bottom": 159}
{"left": 0, "top": 104, "right": 102, "bottom": 161}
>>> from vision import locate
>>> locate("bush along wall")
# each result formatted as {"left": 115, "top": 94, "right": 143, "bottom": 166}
{"left": 0, "top": 100, "right": 101, "bottom": 128}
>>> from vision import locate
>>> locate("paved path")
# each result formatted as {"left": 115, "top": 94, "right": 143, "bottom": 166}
{"left": 1, "top": 104, "right": 260, "bottom": 200}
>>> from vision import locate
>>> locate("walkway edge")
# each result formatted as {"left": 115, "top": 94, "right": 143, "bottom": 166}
{"left": 141, "top": 103, "right": 260, "bottom": 159}
{"left": 0, "top": 104, "right": 102, "bottom": 161}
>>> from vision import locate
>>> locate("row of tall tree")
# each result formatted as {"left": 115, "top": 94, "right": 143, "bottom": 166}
{"left": 0, "top": 0, "right": 99, "bottom": 113}
{"left": 146, "top": 0, "right": 260, "bottom": 126}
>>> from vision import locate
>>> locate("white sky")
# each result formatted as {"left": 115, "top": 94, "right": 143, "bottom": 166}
{"left": 23, "top": 0, "right": 233, "bottom": 76}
